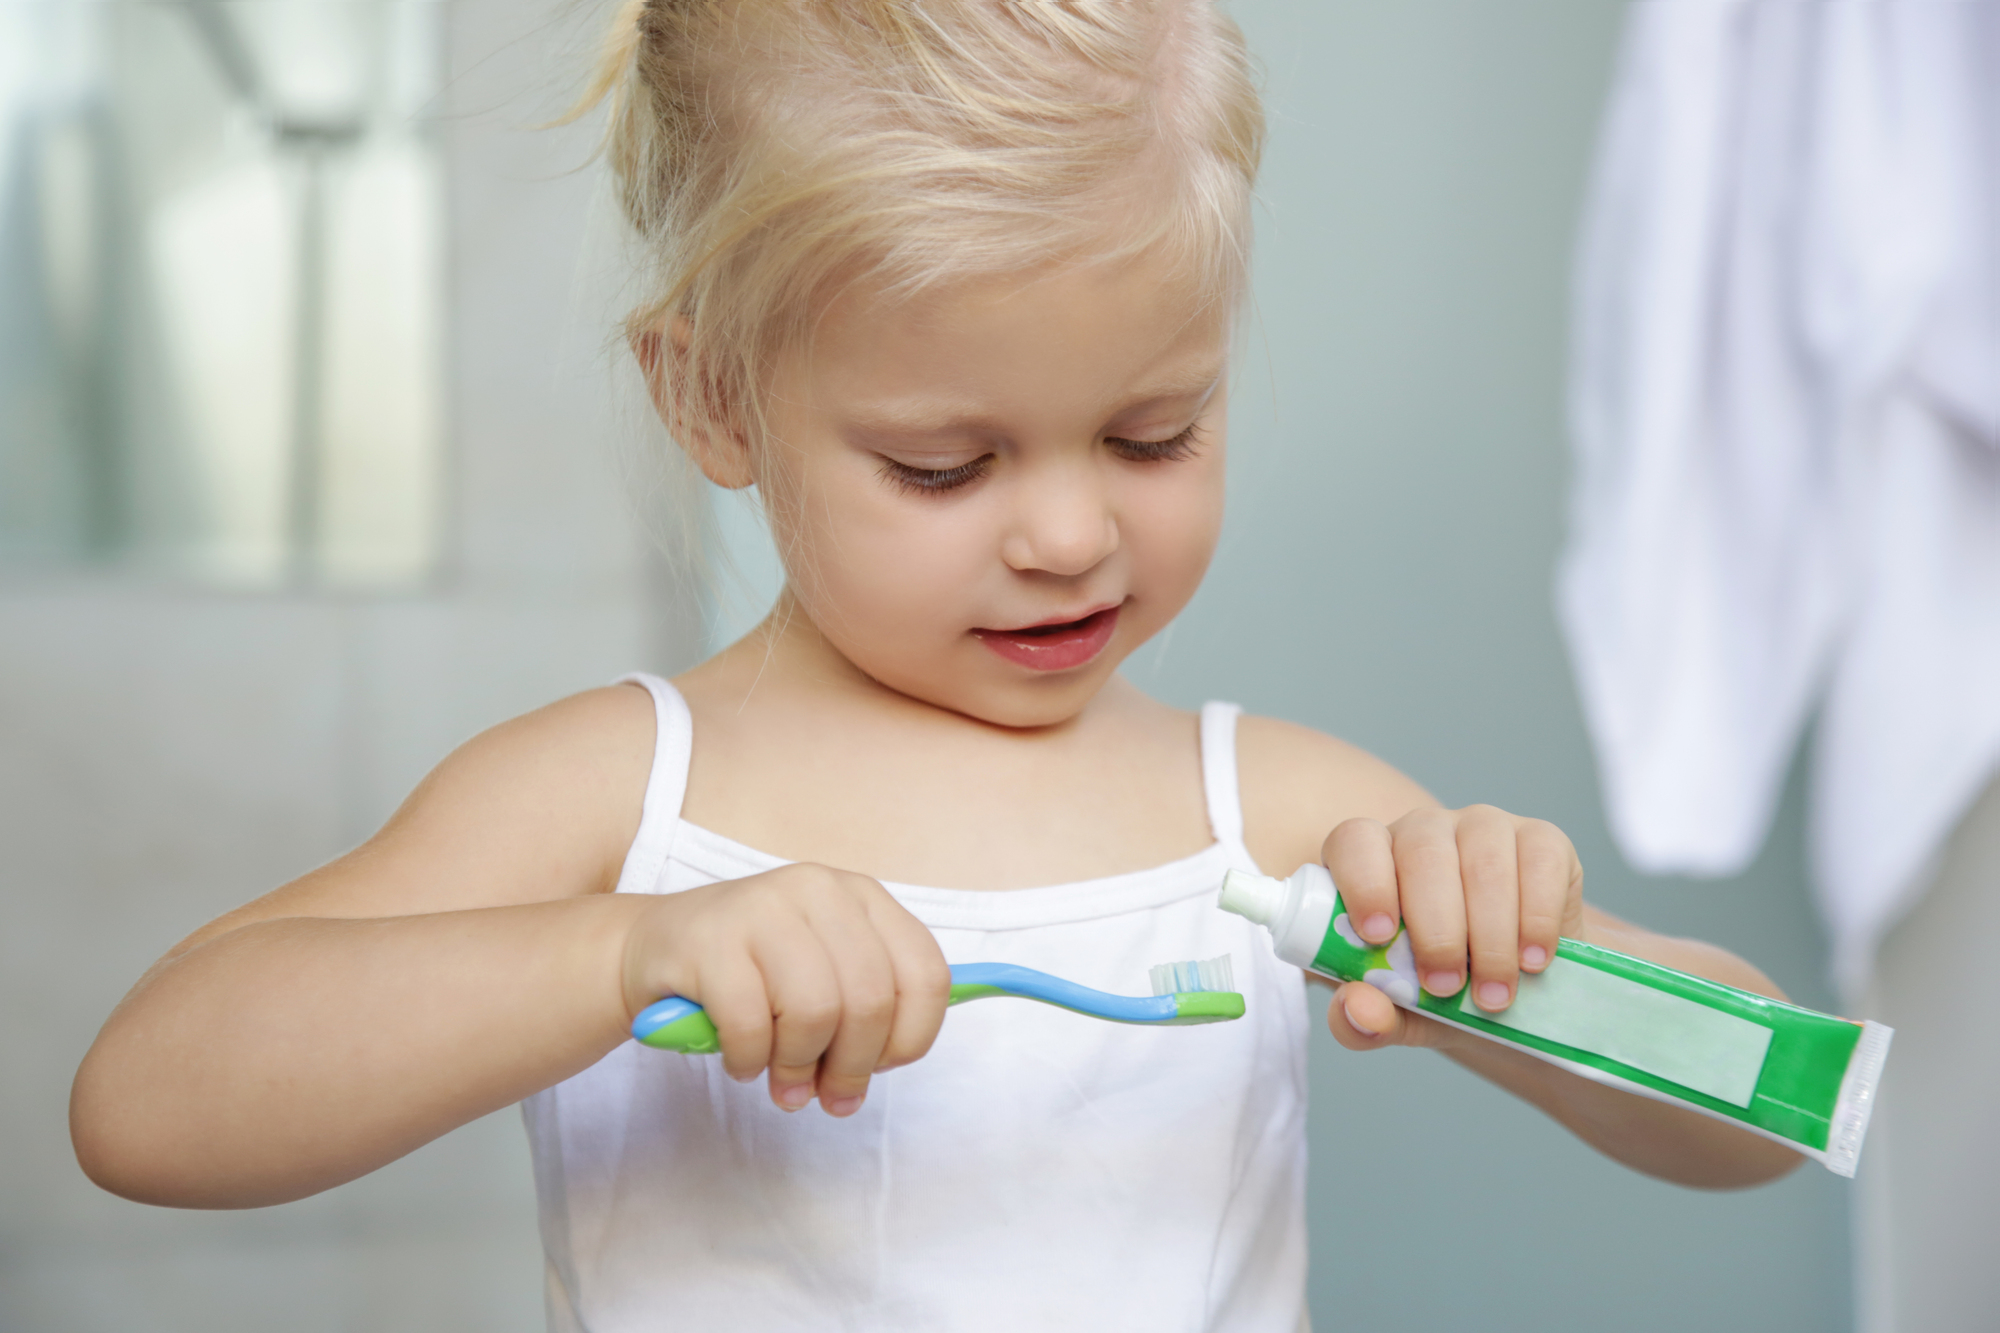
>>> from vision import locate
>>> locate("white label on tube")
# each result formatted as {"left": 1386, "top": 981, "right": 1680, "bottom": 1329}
{"left": 1460, "top": 958, "right": 1774, "bottom": 1108}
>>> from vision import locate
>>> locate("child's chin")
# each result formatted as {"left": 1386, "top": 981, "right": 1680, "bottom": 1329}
{"left": 956, "top": 689, "right": 1098, "bottom": 731}
{"left": 879, "top": 660, "right": 1113, "bottom": 731}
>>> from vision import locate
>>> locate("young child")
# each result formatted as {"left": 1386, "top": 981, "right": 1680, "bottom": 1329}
{"left": 71, "top": 2, "right": 1803, "bottom": 1328}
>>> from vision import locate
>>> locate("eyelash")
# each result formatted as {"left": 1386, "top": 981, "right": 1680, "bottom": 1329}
{"left": 878, "top": 424, "right": 1205, "bottom": 496}
{"left": 1107, "top": 422, "right": 1204, "bottom": 465}
{"left": 880, "top": 458, "right": 991, "bottom": 495}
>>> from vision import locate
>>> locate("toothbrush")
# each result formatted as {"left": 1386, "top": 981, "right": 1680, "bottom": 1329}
{"left": 631, "top": 956, "right": 1244, "bottom": 1053}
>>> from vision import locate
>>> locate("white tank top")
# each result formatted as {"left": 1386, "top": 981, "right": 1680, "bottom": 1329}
{"left": 522, "top": 674, "right": 1309, "bottom": 1332}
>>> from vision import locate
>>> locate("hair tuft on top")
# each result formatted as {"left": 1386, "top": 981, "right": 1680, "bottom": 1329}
{"left": 578, "top": 0, "right": 1264, "bottom": 461}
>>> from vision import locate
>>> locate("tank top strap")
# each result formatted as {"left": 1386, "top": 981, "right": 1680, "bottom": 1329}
{"left": 611, "top": 672, "right": 693, "bottom": 895}
{"left": 1198, "top": 701, "right": 1248, "bottom": 851}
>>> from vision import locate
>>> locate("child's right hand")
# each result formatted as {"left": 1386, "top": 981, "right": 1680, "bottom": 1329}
{"left": 618, "top": 865, "right": 953, "bottom": 1117}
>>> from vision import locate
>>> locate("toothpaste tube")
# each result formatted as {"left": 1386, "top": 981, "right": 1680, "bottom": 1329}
{"left": 1219, "top": 864, "right": 1891, "bottom": 1177}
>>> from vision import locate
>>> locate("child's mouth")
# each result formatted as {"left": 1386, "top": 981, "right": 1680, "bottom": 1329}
{"left": 972, "top": 605, "right": 1121, "bottom": 672}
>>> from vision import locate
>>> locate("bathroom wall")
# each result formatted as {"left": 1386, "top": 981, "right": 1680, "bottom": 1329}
{"left": 0, "top": 3, "right": 690, "bottom": 1328}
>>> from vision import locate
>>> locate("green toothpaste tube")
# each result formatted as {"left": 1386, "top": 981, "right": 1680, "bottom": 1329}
{"left": 1219, "top": 865, "right": 1892, "bottom": 1177}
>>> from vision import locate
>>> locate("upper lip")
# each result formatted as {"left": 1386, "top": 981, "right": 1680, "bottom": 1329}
{"left": 976, "top": 602, "right": 1123, "bottom": 635}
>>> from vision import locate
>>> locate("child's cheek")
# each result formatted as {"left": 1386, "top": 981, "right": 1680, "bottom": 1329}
{"left": 1129, "top": 455, "right": 1226, "bottom": 611}
{"left": 787, "top": 475, "right": 985, "bottom": 649}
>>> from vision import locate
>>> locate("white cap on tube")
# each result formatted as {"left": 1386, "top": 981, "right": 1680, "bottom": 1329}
{"left": 1218, "top": 868, "right": 1286, "bottom": 925}
{"left": 1219, "top": 863, "right": 1338, "bottom": 970}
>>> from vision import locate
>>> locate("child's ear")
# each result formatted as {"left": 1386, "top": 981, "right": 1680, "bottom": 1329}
{"left": 631, "top": 316, "right": 757, "bottom": 490}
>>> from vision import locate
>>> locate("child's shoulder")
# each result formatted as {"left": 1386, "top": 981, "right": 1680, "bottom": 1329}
{"left": 160, "top": 685, "right": 660, "bottom": 960}
{"left": 445, "top": 683, "right": 657, "bottom": 805}
{"left": 360, "top": 682, "right": 659, "bottom": 906}
{"left": 1234, "top": 712, "right": 1433, "bottom": 877}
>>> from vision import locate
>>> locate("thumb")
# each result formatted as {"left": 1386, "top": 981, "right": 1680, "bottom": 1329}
{"left": 1327, "top": 982, "right": 1407, "bottom": 1050}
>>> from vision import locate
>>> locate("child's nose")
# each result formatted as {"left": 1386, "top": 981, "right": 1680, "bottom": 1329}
{"left": 1000, "top": 474, "right": 1118, "bottom": 576}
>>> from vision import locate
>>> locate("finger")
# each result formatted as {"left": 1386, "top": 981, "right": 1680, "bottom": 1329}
{"left": 865, "top": 891, "right": 952, "bottom": 1071}
{"left": 1391, "top": 808, "right": 1469, "bottom": 998}
{"left": 804, "top": 893, "right": 901, "bottom": 1115}
{"left": 1327, "top": 982, "right": 1404, "bottom": 1049}
{"left": 1323, "top": 818, "right": 1399, "bottom": 944}
{"left": 753, "top": 923, "right": 843, "bottom": 1112}
{"left": 698, "top": 955, "right": 775, "bottom": 1085}
{"left": 1516, "top": 818, "right": 1578, "bottom": 971}
{"left": 1457, "top": 806, "right": 1520, "bottom": 1012}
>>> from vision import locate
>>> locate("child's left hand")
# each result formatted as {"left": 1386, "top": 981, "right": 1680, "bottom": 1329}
{"left": 1316, "top": 805, "right": 1584, "bottom": 1051}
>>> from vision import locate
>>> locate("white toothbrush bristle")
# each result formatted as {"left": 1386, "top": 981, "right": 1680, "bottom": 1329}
{"left": 1150, "top": 954, "right": 1235, "bottom": 995}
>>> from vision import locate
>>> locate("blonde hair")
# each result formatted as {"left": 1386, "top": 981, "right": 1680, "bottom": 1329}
{"left": 578, "top": 0, "right": 1263, "bottom": 465}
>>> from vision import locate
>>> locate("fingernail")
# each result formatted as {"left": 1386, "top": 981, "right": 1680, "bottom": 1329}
{"left": 1343, "top": 1000, "right": 1379, "bottom": 1038}
{"left": 1360, "top": 913, "right": 1396, "bottom": 942}
{"left": 1476, "top": 981, "right": 1511, "bottom": 1011}
{"left": 1521, "top": 945, "right": 1548, "bottom": 970}
{"left": 1423, "top": 971, "right": 1462, "bottom": 996}
{"left": 729, "top": 1069, "right": 759, "bottom": 1084}
{"left": 777, "top": 1084, "right": 812, "bottom": 1111}
{"left": 823, "top": 1095, "right": 864, "bottom": 1117}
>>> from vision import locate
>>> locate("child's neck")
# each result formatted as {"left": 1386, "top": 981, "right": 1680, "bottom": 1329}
{"left": 670, "top": 592, "right": 1214, "bottom": 890}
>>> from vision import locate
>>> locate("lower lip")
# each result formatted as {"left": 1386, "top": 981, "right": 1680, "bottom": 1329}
{"left": 974, "top": 606, "right": 1122, "bottom": 672}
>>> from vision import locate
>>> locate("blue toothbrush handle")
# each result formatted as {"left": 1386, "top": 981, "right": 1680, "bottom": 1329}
{"left": 632, "top": 995, "right": 720, "bottom": 1052}
{"left": 632, "top": 962, "right": 1239, "bottom": 1052}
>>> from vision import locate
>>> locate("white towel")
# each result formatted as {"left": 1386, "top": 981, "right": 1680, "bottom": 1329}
{"left": 1559, "top": 0, "right": 2000, "bottom": 999}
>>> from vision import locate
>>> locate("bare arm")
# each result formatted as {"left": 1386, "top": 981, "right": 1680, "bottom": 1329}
{"left": 73, "top": 683, "right": 951, "bottom": 1210}
{"left": 74, "top": 896, "right": 656, "bottom": 1208}
{"left": 70, "top": 686, "right": 658, "bottom": 1207}
{"left": 1237, "top": 714, "right": 1803, "bottom": 1190}
{"left": 1379, "top": 907, "right": 1804, "bottom": 1189}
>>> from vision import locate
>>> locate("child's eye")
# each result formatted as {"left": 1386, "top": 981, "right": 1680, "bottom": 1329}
{"left": 1105, "top": 423, "right": 1203, "bottom": 463}
{"left": 879, "top": 455, "right": 993, "bottom": 495}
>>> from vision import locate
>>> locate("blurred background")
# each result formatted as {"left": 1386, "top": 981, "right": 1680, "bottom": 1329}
{"left": 9, "top": 1, "right": 1988, "bottom": 1330}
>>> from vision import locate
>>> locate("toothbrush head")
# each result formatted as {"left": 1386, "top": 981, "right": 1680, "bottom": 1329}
{"left": 1149, "top": 955, "right": 1235, "bottom": 997}
{"left": 1144, "top": 954, "right": 1245, "bottom": 1024}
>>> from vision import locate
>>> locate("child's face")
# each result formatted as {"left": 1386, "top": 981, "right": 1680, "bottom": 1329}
{"left": 754, "top": 247, "right": 1230, "bottom": 728}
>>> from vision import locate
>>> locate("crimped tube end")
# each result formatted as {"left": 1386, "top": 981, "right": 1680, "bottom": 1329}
{"left": 1825, "top": 1020, "right": 1894, "bottom": 1178}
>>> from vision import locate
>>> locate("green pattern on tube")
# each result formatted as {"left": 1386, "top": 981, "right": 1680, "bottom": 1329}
{"left": 1220, "top": 864, "right": 1892, "bottom": 1176}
